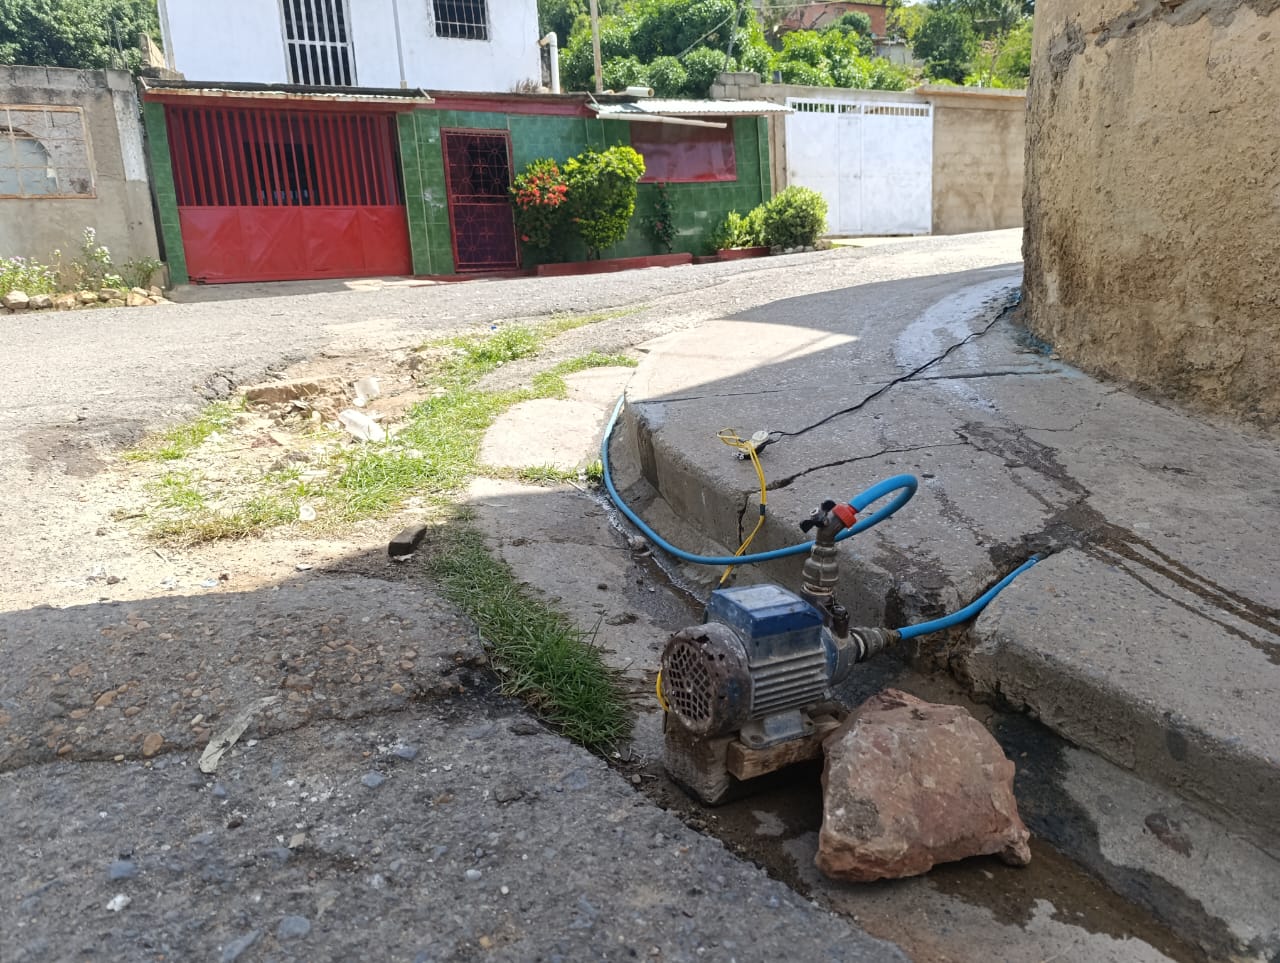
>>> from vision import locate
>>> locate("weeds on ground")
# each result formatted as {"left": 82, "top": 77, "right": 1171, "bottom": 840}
{"left": 135, "top": 310, "right": 638, "bottom": 545}
{"left": 124, "top": 402, "right": 238, "bottom": 462}
{"left": 429, "top": 525, "right": 632, "bottom": 751}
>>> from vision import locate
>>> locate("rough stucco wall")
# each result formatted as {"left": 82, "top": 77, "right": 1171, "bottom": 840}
{"left": 1023, "top": 0, "right": 1280, "bottom": 423}
{"left": 0, "top": 66, "right": 159, "bottom": 265}
{"left": 929, "top": 93, "right": 1025, "bottom": 235}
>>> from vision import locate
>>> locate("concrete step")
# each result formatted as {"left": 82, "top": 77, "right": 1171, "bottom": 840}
{"left": 610, "top": 269, "right": 1280, "bottom": 957}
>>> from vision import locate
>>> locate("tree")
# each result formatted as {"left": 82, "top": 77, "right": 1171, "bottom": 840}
{"left": 823, "top": 12, "right": 873, "bottom": 57}
{"left": 912, "top": 8, "right": 978, "bottom": 83}
{"left": 538, "top": 0, "right": 624, "bottom": 46}
{"left": 559, "top": 0, "right": 915, "bottom": 96}
{"left": 928, "top": 0, "right": 1023, "bottom": 39}
{"left": 0, "top": 0, "right": 160, "bottom": 72}
{"left": 993, "top": 17, "right": 1032, "bottom": 85}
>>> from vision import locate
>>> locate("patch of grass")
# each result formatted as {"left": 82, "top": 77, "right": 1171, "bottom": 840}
{"left": 123, "top": 402, "right": 238, "bottom": 462}
{"left": 532, "top": 352, "right": 637, "bottom": 398}
{"left": 139, "top": 314, "right": 638, "bottom": 542}
{"left": 547, "top": 306, "right": 644, "bottom": 334}
{"left": 516, "top": 464, "right": 580, "bottom": 485}
{"left": 148, "top": 493, "right": 298, "bottom": 545}
{"left": 429, "top": 526, "right": 631, "bottom": 751}
{"left": 147, "top": 471, "right": 206, "bottom": 511}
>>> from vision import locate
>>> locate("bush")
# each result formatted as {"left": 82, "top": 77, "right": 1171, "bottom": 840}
{"left": 564, "top": 146, "right": 646, "bottom": 258}
{"left": 760, "top": 187, "right": 828, "bottom": 249}
{"left": 0, "top": 255, "right": 58, "bottom": 298}
{"left": 709, "top": 208, "right": 765, "bottom": 252}
{"left": 646, "top": 56, "right": 688, "bottom": 97}
{"left": 510, "top": 158, "right": 571, "bottom": 252}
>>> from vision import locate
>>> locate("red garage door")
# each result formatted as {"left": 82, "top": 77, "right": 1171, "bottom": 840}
{"left": 166, "top": 104, "right": 412, "bottom": 283}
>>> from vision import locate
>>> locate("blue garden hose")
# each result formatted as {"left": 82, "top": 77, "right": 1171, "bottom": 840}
{"left": 601, "top": 396, "right": 1039, "bottom": 636}
{"left": 896, "top": 554, "right": 1041, "bottom": 639}
{"left": 601, "top": 397, "right": 917, "bottom": 567}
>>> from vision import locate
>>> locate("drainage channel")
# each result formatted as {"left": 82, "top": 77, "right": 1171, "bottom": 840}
{"left": 615, "top": 544, "right": 1207, "bottom": 963}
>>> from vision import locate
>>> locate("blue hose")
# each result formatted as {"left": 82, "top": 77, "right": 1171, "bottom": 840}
{"left": 601, "top": 397, "right": 917, "bottom": 567}
{"left": 896, "top": 554, "right": 1041, "bottom": 639}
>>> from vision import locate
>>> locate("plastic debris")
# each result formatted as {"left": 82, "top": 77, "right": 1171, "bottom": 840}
{"left": 353, "top": 376, "right": 381, "bottom": 407}
{"left": 298, "top": 503, "right": 317, "bottom": 523}
{"left": 198, "top": 696, "right": 279, "bottom": 774}
{"left": 338, "top": 409, "right": 386, "bottom": 442}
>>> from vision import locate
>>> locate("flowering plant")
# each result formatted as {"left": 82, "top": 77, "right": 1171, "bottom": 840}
{"left": 644, "top": 182, "right": 675, "bottom": 254}
{"left": 509, "top": 158, "right": 570, "bottom": 251}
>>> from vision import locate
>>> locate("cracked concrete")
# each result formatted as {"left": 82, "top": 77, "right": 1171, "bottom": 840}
{"left": 612, "top": 233, "right": 1280, "bottom": 959}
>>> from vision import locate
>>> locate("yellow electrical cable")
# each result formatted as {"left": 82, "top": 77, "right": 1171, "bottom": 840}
{"left": 716, "top": 429, "right": 769, "bottom": 585}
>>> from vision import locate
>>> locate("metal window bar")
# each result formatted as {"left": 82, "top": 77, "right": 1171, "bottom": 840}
{"left": 432, "top": 0, "right": 489, "bottom": 41}
{"left": 281, "top": 0, "right": 354, "bottom": 86}
{"left": 166, "top": 106, "right": 404, "bottom": 208}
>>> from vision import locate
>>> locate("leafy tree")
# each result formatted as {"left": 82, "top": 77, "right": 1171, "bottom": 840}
{"left": 538, "top": 0, "right": 624, "bottom": 46}
{"left": 824, "top": 11, "right": 873, "bottom": 56}
{"left": 993, "top": 17, "right": 1032, "bottom": 85}
{"left": 560, "top": 0, "right": 915, "bottom": 95}
{"left": 646, "top": 55, "right": 688, "bottom": 96}
{"left": 912, "top": 7, "right": 978, "bottom": 83}
{"left": 770, "top": 29, "right": 913, "bottom": 90}
{"left": 928, "top": 0, "right": 1023, "bottom": 39}
{"left": 560, "top": 0, "right": 774, "bottom": 95}
{"left": 829, "top": 11, "right": 872, "bottom": 36}
{"left": 0, "top": 0, "right": 160, "bottom": 71}
{"left": 682, "top": 45, "right": 729, "bottom": 96}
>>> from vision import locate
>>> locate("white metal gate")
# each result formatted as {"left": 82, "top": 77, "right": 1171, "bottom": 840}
{"left": 785, "top": 98, "right": 933, "bottom": 236}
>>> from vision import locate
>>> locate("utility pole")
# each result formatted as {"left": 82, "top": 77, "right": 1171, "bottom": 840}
{"left": 724, "top": 0, "right": 744, "bottom": 70}
{"left": 589, "top": 0, "right": 604, "bottom": 93}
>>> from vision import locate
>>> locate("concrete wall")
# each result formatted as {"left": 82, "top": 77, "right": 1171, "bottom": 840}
{"left": 1023, "top": 0, "right": 1280, "bottom": 423}
{"left": 712, "top": 73, "right": 1025, "bottom": 235}
{"left": 925, "top": 86, "right": 1024, "bottom": 235}
{"left": 159, "top": 0, "right": 540, "bottom": 92}
{"left": 0, "top": 66, "right": 159, "bottom": 265}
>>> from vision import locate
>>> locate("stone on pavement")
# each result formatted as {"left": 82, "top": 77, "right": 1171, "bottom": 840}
{"left": 3, "top": 290, "right": 30, "bottom": 310}
{"left": 817, "top": 689, "right": 1030, "bottom": 882}
{"left": 620, "top": 262, "right": 1280, "bottom": 862}
{"left": 967, "top": 548, "right": 1280, "bottom": 858}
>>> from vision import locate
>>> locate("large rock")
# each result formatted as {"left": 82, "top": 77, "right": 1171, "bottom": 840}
{"left": 816, "top": 689, "right": 1031, "bottom": 882}
{"left": 2, "top": 290, "right": 30, "bottom": 310}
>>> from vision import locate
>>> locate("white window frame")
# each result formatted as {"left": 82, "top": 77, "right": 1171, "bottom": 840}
{"left": 431, "top": 0, "right": 490, "bottom": 42}
{"left": 279, "top": 0, "right": 357, "bottom": 87}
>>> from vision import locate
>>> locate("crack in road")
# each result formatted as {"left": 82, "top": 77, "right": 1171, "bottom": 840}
{"left": 770, "top": 309, "right": 1009, "bottom": 445}
{"left": 766, "top": 441, "right": 971, "bottom": 491}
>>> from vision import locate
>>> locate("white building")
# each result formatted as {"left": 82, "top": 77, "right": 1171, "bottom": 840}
{"left": 157, "top": 0, "right": 542, "bottom": 92}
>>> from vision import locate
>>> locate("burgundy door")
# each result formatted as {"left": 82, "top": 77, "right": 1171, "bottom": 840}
{"left": 441, "top": 129, "right": 519, "bottom": 272}
{"left": 166, "top": 104, "right": 412, "bottom": 283}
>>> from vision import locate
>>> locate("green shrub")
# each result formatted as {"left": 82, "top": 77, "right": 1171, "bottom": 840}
{"left": 564, "top": 146, "right": 646, "bottom": 258}
{"left": 0, "top": 255, "right": 58, "bottom": 298}
{"left": 646, "top": 56, "right": 687, "bottom": 97}
{"left": 709, "top": 208, "right": 765, "bottom": 252}
{"left": 510, "top": 158, "right": 571, "bottom": 252}
{"left": 761, "top": 187, "right": 828, "bottom": 249}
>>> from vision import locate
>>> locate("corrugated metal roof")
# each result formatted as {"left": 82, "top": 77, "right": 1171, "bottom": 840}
{"left": 593, "top": 99, "right": 791, "bottom": 116}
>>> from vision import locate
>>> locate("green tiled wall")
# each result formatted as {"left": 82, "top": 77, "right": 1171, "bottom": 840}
{"left": 140, "top": 102, "right": 188, "bottom": 286}
{"left": 396, "top": 109, "right": 772, "bottom": 275}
